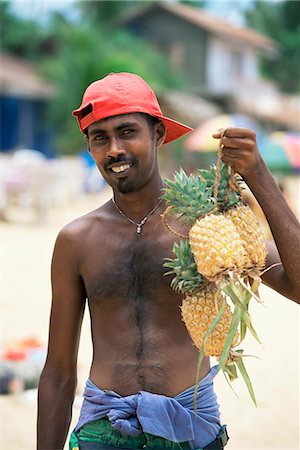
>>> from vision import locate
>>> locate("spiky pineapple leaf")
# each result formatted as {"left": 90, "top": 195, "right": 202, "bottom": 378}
{"left": 162, "top": 165, "right": 243, "bottom": 225}
{"left": 163, "top": 240, "right": 205, "bottom": 293}
{"left": 199, "top": 163, "right": 242, "bottom": 208}
{"left": 234, "top": 353, "right": 257, "bottom": 406}
{"left": 223, "top": 361, "right": 238, "bottom": 382}
{"left": 217, "top": 303, "right": 243, "bottom": 372}
{"left": 162, "top": 168, "right": 214, "bottom": 225}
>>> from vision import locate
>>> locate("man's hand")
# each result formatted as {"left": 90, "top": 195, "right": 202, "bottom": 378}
{"left": 212, "top": 127, "right": 264, "bottom": 178}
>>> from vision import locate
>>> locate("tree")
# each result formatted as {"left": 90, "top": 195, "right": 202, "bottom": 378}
{"left": 246, "top": 0, "right": 300, "bottom": 93}
{"left": 180, "top": 0, "right": 205, "bottom": 7}
{"left": 0, "top": 1, "right": 47, "bottom": 61}
{"left": 76, "top": 0, "right": 151, "bottom": 24}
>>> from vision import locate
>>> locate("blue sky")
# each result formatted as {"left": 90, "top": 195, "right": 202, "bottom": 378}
{"left": 8, "top": 0, "right": 77, "bottom": 22}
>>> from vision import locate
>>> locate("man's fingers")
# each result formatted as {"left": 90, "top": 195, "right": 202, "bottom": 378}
{"left": 212, "top": 127, "right": 227, "bottom": 139}
{"left": 222, "top": 137, "right": 254, "bottom": 150}
{"left": 223, "top": 127, "right": 256, "bottom": 138}
{"left": 212, "top": 127, "right": 256, "bottom": 140}
{"left": 222, "top": 147, "right": 249, "bottom": 160}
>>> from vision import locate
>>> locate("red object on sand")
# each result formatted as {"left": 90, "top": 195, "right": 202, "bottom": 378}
{"left": 4, "top": 349, "right": 27, "bottom": 361}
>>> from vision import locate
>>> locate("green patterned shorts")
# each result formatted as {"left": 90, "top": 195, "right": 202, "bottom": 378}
{"left": 69, "top": 417, "right": 194, "bottom": 449}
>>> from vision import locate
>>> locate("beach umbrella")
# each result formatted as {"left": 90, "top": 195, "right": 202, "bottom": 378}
{"left": 184, "top": 113, "right": 263, "bottom": 152}
{"left": 260, "top": 131, "right": 300, "bottom": 172}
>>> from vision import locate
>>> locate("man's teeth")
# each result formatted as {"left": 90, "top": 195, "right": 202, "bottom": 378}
{"left": 111, "top": 164, "right": 131, "bottom": 173}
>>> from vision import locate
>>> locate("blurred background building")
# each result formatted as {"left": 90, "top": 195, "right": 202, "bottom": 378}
{"left": 119, "top": 2, "right": 282, "bottom": 126}
{"left": 0, "top": 54, "right": 54, "bottom": 155}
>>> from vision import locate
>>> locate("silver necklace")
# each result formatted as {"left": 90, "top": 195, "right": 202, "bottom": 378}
{"left": 111, "top": 197, "right": 163, "bottom": 234}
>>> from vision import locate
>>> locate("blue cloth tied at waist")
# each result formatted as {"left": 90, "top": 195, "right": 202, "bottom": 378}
{"left": 75, "top": 365, "right": 220, "bottom": 448}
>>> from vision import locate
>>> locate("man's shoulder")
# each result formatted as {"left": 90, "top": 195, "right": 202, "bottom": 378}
{"left": 57, "top": 201, "right": 109, "bottom": 243}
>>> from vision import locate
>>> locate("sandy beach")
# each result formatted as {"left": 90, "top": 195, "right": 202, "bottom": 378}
{"left": 1, "top": 188, "right": 299, "bottom": 450}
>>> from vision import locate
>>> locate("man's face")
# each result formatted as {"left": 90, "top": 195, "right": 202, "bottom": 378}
{"left": 86, "top": 113, "right": 164, "bottom": 194}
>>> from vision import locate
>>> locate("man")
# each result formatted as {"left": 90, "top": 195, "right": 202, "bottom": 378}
{"left": 37, "top": 73, "right": 300, "bottom": 450}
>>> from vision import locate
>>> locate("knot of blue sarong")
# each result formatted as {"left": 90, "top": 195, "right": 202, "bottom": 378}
{"left": 75, "top": 365, "right": 220, "bottom": 448}
{"left": 105, "top": 393, "right": 140, "bottom": 435}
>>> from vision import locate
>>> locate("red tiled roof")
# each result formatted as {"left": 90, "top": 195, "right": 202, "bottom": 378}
{"left": 122, "top": 2, "right": 278, "bottom": 53}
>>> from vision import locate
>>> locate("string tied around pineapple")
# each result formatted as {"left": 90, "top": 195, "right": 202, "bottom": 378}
{"left": 215, "top": 128, "right": 243, "bottom": 209}
{"left": 161, "top": 206, "right": 188, "bottom": 239}
{"left": 161, "top": 206, "right": 218, "bottom": 239}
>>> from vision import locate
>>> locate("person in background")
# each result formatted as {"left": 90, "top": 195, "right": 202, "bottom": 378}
{"left": 80, "top": 148, "right": 106, "bottom": 194}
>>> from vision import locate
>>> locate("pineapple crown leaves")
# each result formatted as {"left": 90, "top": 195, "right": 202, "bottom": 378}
{"left": 199, "top": 163, "right": 242, "bottom": 209}
{"left": 162, "top": 169, "right": 215, "bottom": 225}
{"left": 163, "top": 239, "right": 205, "bottom": 293}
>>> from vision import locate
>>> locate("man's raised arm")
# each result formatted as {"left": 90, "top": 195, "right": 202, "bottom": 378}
{"left": 213, "top": 127, "right": 300, "bottom": 303}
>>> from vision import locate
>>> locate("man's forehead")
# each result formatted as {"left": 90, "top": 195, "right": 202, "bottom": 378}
{"left": 88, "top": 113, "right": 145, "bottom": 132}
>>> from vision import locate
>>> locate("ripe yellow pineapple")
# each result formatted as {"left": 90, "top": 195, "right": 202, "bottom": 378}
{"left": 181, "top": 287, "right": 239, "bottom": 355}
{"left": 225, "top": 204, "right": 267, "bottom": 270}
{"left": 189, "top": 213, "right": 247, "bottom": 281}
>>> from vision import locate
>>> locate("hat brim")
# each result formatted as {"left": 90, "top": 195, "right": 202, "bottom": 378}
{"left": 72, "top": 105, "right": 193, "bottom": 144}
{"left": 159, "top": 116, "right": 193, "bottom": 144}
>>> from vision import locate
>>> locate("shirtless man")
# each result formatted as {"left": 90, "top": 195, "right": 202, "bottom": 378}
{"left": 37, "top": 73, "right": 300, "bottom": 450}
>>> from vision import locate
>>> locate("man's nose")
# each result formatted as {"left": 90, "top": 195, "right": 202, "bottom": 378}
{"left": 106, "top": 137, "right": 126, "bottom": 159}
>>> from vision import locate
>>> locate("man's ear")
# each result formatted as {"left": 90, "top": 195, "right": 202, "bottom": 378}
{"left": 156, "top": 121, "right": 166, "bottom": 147}
{"left": 84, "top": 134, "right": 91, "bottom": 153}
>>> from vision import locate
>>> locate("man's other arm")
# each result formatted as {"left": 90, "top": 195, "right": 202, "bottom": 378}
{"left": 37, "top": 225, "right": 86, "bottom": 449}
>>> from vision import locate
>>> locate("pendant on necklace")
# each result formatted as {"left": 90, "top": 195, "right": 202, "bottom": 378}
{"left": 111, "top": 197, "right": 163, "bottom": 235}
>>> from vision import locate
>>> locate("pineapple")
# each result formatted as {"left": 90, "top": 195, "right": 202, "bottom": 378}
{"left": 181, "top": 287, "right": 239, "bottom": 354}
{"left": 225, "top": 204, "right": 267, "bottom": 270}
{"left": 189, "top": 213, "right": 246, "bottom": 281}
{"left": 198, "top": 164, "right": 267, "bottom": 272}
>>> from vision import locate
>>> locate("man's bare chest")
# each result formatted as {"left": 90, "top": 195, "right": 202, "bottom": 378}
{"left": 80, "top": 231, "right": 176, "bottom": 304}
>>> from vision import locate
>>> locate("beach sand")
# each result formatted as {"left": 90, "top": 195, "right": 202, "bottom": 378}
{"left": 1, "top": 189, "right": 299, "bottom": 449}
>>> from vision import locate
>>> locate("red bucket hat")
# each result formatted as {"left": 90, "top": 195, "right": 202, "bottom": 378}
{"left": 72, "top": 72, "right": 192, "bottom": 144}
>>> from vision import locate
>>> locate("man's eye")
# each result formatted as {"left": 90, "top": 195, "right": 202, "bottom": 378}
{"left": 122, "top": 129, "right": 134, "bottom": 137}
{"left": 94, "top": 135, "right": 106, "bottom": 141}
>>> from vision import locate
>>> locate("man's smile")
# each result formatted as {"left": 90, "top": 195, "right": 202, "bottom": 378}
{"left": 110, "top": 163, "right": 132, "bottom": 174}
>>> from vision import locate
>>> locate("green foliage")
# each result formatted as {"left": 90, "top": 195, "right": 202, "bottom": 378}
{"left": 0, "top": 1, "right": 47, "bottom": 60}
{"left": 246, "top": 1, "right": 300, "bottom": 92}
{"left": 180, "top": 0, "right": 205, "bottom": 7}
{"left": 78, "top": 0, "right": 205, "bottom": 25}
{"left": 39, "top": 17, "right": 106, "bottom": 153}
{"left": 77, "top": 0, "right": 153, "bottom": 24}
